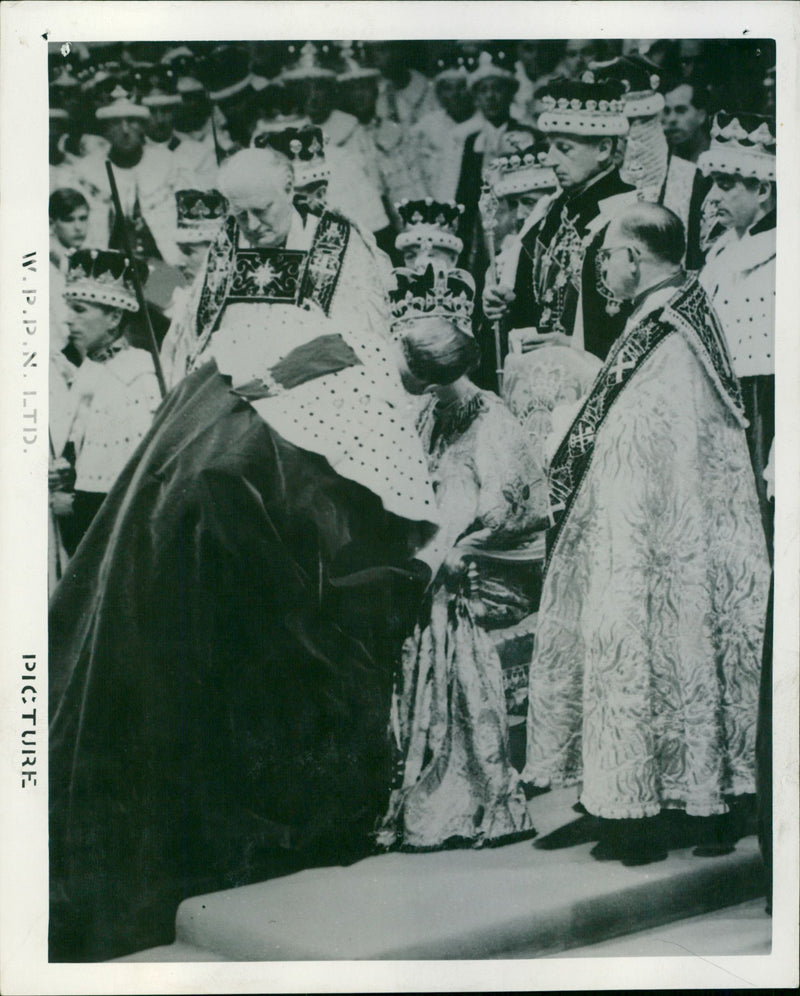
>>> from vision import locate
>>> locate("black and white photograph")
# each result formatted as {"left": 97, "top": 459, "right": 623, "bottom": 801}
{"left": 0, "top": 2, "right": 798, "bottom": 992}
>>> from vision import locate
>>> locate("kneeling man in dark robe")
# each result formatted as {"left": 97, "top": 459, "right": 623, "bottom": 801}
{"left": 48, "top": 149, "right": 439, "bottom": 962}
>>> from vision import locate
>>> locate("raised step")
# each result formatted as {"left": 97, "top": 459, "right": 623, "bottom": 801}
{"left": 157, "top": 787, "right": 765, "bottom": 961}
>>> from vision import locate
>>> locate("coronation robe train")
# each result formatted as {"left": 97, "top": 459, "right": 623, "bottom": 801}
{"left": 522, "top": 274, "right": 770, "bottom": 821}
{"left": 49, "top": 229, "right": 438, "bottom": 961}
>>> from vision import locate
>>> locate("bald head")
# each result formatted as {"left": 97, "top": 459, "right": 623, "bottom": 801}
{"left": 609, "top": 202, "right": 686, "bottom": 265}
{"left": 219, "top": 148, "right": 295, "bottom": 248}
{"left": 599, "top": 203, "right": 685, "bottom": 303}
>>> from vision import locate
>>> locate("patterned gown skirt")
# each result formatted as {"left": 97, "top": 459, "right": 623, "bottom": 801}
{"left": 376, "top": 584, "right": 535, "bottom": 851}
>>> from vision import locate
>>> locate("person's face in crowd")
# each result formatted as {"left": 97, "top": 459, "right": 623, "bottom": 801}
{"left": 65, "top": 299, "right": 122, "bottom": 356}
{"left": 52, "top": 206, "right": 89, "bottom": 251}
{"left": 293, "top": 180, "right": 328, "bottom": 216}
{"left": 496, "top": 190, "right": 552, "bottom": 242}
{"left": 517, "top": 42, "right": 540, "bottom": 81}
{"left": 106, "top": 116, "right": 146, "bottom": 156}
{"left": 146, "top": 105, "right": 175, "bottom": 143}
{"left": 435, "top": 77, "right": 473, "bottom": 123}
{"left": 301, "top": 79, "right": 335, "bottom": 125}
{"left": 401, "top": 244, "right": 459, "bottom": 271}
{"left": 708, "top": 173, "right": 768, "bottom": 236}
{"left": 229, "top": 173, "right": 295, "bottom": 248}
{"left": 176, "top": 93, "right": 211, "bottom": 134}
{"left": 472, "top": 77, "right": 514, "bottom": 127}
{"left": 597, "top": 220, "right": 642, "bottom": 301}
{"left": 340, "top": 78, "right": 379, "bottom": 123}
{"left": 544, "top": 133, "right": 611, "bottom": 190}
{"left": 662, "top": 85, "right": 707, "bottom": 150}
{"left": 678, "top": 40, "right": 705, "bottom": 80}
{"left": 176, "top": 241, "right": 210, "bottom": 282}
{"left": 561, "top": 40, "right": 599, "bottom": 78}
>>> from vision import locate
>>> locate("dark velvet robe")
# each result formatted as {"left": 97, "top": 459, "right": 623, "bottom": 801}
{"left": 49, "top": 360, "right": 432, "bottom": 961}
{"left": 508, "top": 168, "right": 637, "bottom": 361}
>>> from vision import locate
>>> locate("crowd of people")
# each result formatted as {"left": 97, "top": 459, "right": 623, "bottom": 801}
{"left": 47, "top": 38, "right": 776, "bottom": 962}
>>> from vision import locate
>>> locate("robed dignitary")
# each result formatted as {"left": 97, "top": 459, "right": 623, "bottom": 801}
{"left": 661, "top": 75, "right": 711, "bottom": 165}
{"left": 699, "top": 111, "right": 776, "bottom": 525}
{"left": 522, "top": 204, "right": 770, "bottom": 865}
{"left": 74, "top": 85, "right": 182, "bottom": 265}
{"left": 371, "top": 41, "right": 439, "bottom": 132}
{"left": 141, "top": 68, "right": 218, "bottom": 192}
{"left": 336, "top": 43, "right": 424, "bottom": 245}
{"left": 482, "top": 146, "right": 601, "bottom": 467}
{"left": 483, "top": 78, "right": 638, "bottom": 363}
{"left": 455, "top": 50, "right": 534, "bottom": 271}
{"left": 279, "top": 43, "right": 390, "bottom": 237}
{"left": 49, "top": 150, "right": 439, "bottom": 963}
{"left": 589, "top": 55, "right": 709, "bottom": 268}
{"left": 161, "top": 145, "right": 396, "bottom": 389}
{"left": 481, "top": 141, "right": 561, "bottom": 392}
{"left": 410, "top": 52, "right": 483, "bottom": 204}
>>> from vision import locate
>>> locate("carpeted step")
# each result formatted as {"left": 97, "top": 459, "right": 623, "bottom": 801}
{"left": 158, "top": 787, "right": 765, "bottom": 961}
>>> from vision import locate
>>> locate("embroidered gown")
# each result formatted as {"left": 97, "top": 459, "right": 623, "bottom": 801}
{"left": 523, "top": 275, "right": 770, "bottom": 821}
{"left": 378, "top": 387, "right": 547, "bottom": 850}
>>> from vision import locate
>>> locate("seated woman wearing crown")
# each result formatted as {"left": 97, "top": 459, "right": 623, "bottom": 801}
{"left": 48, "top": 248, "right": 162, "bottom": 556}
{"left": 377, "top": 265, "right": 547, "bottom": 852}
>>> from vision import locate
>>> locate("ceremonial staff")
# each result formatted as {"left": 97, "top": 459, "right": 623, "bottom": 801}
{"left": 209, "top": 108, "right": 223, "bottom": 167}
{"left": 478, "top": 178, "right": 504, "bottom": 395}
{"left": 104, "top": 160, "right": 167, "bottom": 398}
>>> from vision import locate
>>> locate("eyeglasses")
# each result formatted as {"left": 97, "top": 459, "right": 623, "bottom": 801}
{"left": 596, "top": 244, "right": 640, "bottom": 267}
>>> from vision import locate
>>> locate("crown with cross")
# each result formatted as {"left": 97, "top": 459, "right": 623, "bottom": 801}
{"left": 537, "top": 78, "right": 629, "bottom": 137}
{"left": 389, "top": 264, "right": 475, "bottom": 335}
{"left": 698, "top": 111, "right": 776, "bottom": 183}
{"left": 64, "top": 248, "right": 148, "bottom": 312}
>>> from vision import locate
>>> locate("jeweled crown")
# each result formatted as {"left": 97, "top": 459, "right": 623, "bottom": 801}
{"left": 698, "top": 111, "right": 776, "bottom": 182}
{"left": 64, "top": 248, "right": 148, "bottom": 313}
{"left": 586, "top": 56, "right": 664, "bottom": 117}
{"left": 176, "top": 189, "right": 228, "bottom": 242}
{"left": 537, "top": 78, "right": 629, "bottom": 137}
{"left": 488, "top": 143, "right": 559, "bottom": 198}
{"left": 389, "top": 264, "right": 475, "bottom": 334}
{"left": 395, "top": 199, "right": 464, "bottom": 257}
{"left": 254, "top": 125, "right": 330, "bottom": 187}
